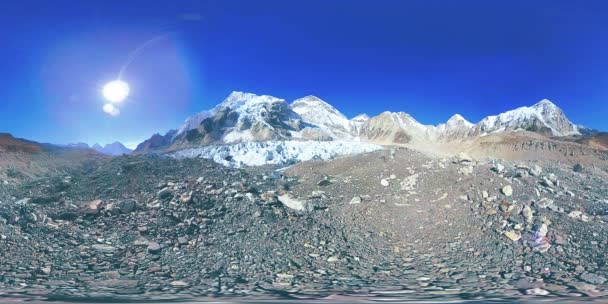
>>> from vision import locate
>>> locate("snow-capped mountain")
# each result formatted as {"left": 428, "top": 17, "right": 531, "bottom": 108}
{"left": 169, "top": 92, "right": 303, "bottom": 148}
{"left": 435, "top": 114, "right": 474, "bottom": 140}
{"left": 134, "top": 92, "right": 586, "bottom": 157}
{"left": 63, "top": 142, "right": 132, "bottom": 155}
{"left": 290, "top": 96, "right": 353, "bottom": 139}
{"left": 472, "top": 99, "right": 580, "bottom": 137}
{"left": 92, "top": 142, "right": 133, "bottom": 156}
{"left": 358, "top": 99, "right": 580, "bottom": 144}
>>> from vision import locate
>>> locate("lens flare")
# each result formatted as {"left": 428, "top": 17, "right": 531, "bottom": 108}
{"left": 103, "top": 80, "right": 130, "bottom": 103}
{"left": 102, "top": 103, "right": 120, "bottom": 116}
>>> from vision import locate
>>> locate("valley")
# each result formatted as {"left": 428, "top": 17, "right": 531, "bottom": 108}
{"left": 0, "top": 92, "right": 607, "bottom": 302}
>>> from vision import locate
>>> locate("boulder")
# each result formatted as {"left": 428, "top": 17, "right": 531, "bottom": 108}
{"left": 83, "top": 200, "right": 104, "bottom": 215}
{"left": 501, "top": 185, "right": 513, "bottom": 197}
{"left": 278, "top": 194, "right": 313, "bottom": 212}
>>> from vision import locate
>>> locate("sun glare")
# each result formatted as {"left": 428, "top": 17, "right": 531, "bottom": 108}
{"left": 102, "top": 80, "right": 130, "bottom": 103}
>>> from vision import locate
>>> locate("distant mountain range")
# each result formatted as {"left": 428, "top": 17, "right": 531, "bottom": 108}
{"left": 65, "top": 142, "right": 132, "bottom": 156}
{"left": 134, "top": 91, "right": 592, "bottom": 153}
{"left": 0, "top": 133, "right": 105, "bottom": 180}
{"left": 1, "top": 92, "right": 605, "bottom": 171}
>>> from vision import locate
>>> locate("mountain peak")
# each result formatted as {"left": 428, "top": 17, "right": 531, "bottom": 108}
{"left": 474, "top": 99, "right": 579, "bottom": 136}
{"left": 533, "top": 99, "right": 557, "bottom": 108}
{"left": 227, "top": 91, "right": 248, "bottom": 98}
{"left": 91, "top": 141, "right": 132, "bottom": 156}
{"left": 220, "top": 91, "right": 285, "bottom": 110}
{"left": 291, "top": 95, "right": 334, "bottom": 109}
{"left": 448, "top": 114, "right": 465, "bottom": 122}
{"left": 298, "top": 95, "right": 323, "bottom": 102}
{"left": 351, "top": 113, "right": 369, "bottom": 121}
{"left": 447, "top": 114, "right": 473, "bottom": 127}
{"left": 291, "top": 95, "right": 352, "bottom": 139}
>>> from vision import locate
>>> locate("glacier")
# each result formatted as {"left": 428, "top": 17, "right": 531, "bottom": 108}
{"left": 168, "top": 140, "right": 383, "bottom": 168}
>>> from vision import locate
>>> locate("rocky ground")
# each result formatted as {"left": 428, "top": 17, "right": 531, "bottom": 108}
{"left": 0, "top": 148, "right": 607, "bottom": 302}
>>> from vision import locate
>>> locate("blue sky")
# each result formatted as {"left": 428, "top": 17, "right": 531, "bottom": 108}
{"left": 1, "top": 0, "right": 607, "bottom": 147}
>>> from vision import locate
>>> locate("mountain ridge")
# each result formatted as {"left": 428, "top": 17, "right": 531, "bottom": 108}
{"left": 64, "top": 141, "right": 133, "bottom": 156}
{"left": 133, "top": 92, "right": 588, "bottom": 153}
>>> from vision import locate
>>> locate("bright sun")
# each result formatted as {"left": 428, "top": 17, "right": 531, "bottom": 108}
{"left": 103, "top": 80, "right": 130, "bottom": 103}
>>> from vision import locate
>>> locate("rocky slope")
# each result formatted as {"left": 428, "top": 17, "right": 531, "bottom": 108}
{"left": 134, "top": 130, "right": 177, "bottom": 154}
{"left": 0, "top": 148, "right": 606, "bottom": 301}
{"left": 0, "top": 133, "right": 106, "bottom": 182}
{"left": 575, "top": 133, "right": 608, "bottom": 151}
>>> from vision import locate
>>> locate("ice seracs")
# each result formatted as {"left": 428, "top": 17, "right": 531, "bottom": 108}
{"left": 169, "top": 140, "right": 382, "bottom": 168}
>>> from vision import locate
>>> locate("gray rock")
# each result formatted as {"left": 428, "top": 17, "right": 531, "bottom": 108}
{"left": 525, "top": 288, "right": 549, "bottom": 295}
{"left": 522, "top": 205, "right": 533, "bottom": 223}
{"left": 459, "top": 166, "right": 473, "bottom": 176}
{"left": 492, "top": 163, "right": 505, "bottom": 173}
{"left": 170, "top": 280, "right": 189, "bottom": 287}
{"left": 580, "top": 273, "right": 606, "bottom": 284}
{"left": 40, "top": 266, "right": 52, "bottom": 275}
{"left": 456, "top": 152, "right": 472, "bottom": 163}
{"left": 15, "top": 198, "right": 31, "bottom": 205}
{"left": 177, "top": 237, "right": 188, "bottom": 245}
{"left": 83, "top": 199, "right": 104, "bottom": 215}
{"left": 349, "top": 196, "right": 362, "bottom": 204}
{"left": 157, "top": 187, "right": 172, "bottom": 199}
{"left": 317, "top": 179, "right": 332, "bottom": 187}
{"left": 147, "top": 242, "right": 161, "bottom": 254}
{"left": 482, "top": 191, "right": 489, "bottom": 199}
{"left": 529, "top": 165, "right": 542, "bottom": 176}
{"left": 278, "top": 194, "right": 313, "bottom": 212}
{"left": 536, "top": 197, "right": 555, "bottom": 209}
{"left": 501, "top": 185, "right": 513, "bottom": 197}
{"left": 91, "top": 244, "right": 116, "bottom": 253}
{"left": 327, "top": 256, "right": 340, "bottom": 262}
{"left": 118, "top": 199, "right": 137, "bottom": 213}
{"left": 179, "top": 192, "right": 193, "bottom": 203}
